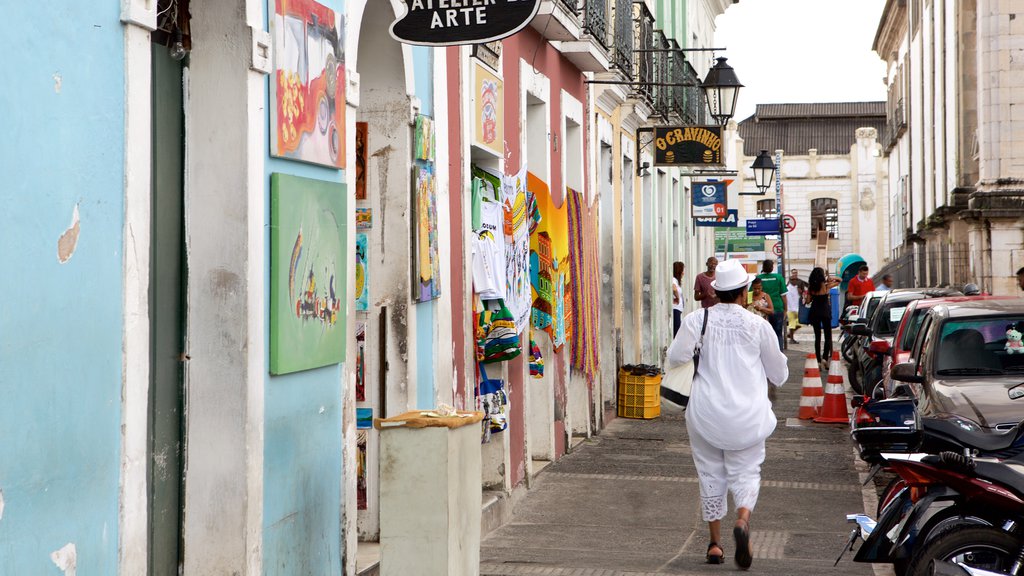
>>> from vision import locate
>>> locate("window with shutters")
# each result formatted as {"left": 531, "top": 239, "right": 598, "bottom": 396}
{"left": 810, "top": 197, "right": 838, "bottom": 239}
{"left": 756, "top": 199, "right": 776, "bottom": 218}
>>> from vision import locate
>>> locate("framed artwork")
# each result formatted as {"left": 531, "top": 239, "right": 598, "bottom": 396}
{"left": 413, "top": 165, "right": 441, "bottom": 302}
{"left": 356, "top": 122, "right": 368, "bottom": 198}
{"left": 356, "top": 207, "right": 372, "bottom": 230}
{"left": 270, "top": 173, "right": 347, "bottom": 374}
{"left": 356, "top": 407, "right": 373, "bottom": 429}
{"left": 414, "top": 115, "right": 435, "bottom": 162}
{"left": 355, "top": 320, "right": 365, "bottom": 401}
{"left": 472, "top": 62, "right": 503, "bottom": 157}
{"left": 270, "top": 0, "right": 347, "bottom": 168}
{"left": 355, "top": 233, "right": 368, "bottom": 311}
{"left": 356, "top": 430, "right": 367, "bottom": 510}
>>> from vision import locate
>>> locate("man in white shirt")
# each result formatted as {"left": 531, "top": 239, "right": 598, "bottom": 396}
{"left": 876, "top": 274, "right": 893, "bottom": 292}
{"left": 666, "top": 259, "right": 788, "bottom": 569}
{"left": 785, "top": 270, "right": 805, "bottom": 344}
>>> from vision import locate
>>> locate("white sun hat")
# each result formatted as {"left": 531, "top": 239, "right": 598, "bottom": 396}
{"left": 711, "top": 259, "right": 756, "bottom": 291}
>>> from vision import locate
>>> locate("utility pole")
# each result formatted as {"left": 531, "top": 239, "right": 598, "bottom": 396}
{"left": 775, "top": 150, "right": 785, "bottom": 279}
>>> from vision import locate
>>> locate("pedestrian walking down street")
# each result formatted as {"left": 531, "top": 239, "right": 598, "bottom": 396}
{"left": 694, "top": 257, "right": 719, "bottom": 309}
{"left": 876, "top": 273, "right": 893, "bottom": 292}
{"left": 805, "top": 267, "right": 841, "bottom": 369}
{"left": 786, "top": 269, "right": 805, "bottom": 344}
{"left": 757, "top": 259, "right": 787, "bottom": 349}
{"left": 747, "top": 278, "right": 773, "bottom": 320}
{"left": 666, "top": 259, "right": 789, "bottom": 570}
{"left": 672, "top": 261, "right": 686, "bottom": 335}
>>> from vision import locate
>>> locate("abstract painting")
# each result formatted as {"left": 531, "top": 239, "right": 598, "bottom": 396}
{"left": 355, "top": 233, "right": 368, "bottom": 311}
{"left": 414, "top": 115, "right": 435, "bottom": 162}
{"left": 355, "top": 122, "right": 368, "bottom": 198}
{"left": 414, "top": 165, "right": 441, "bottom": 302}
{"left": 270, "top": 173, "right": 347, "bottom": 374}
{"left": 271, "top": 0, "right": 346, "bottom": 168}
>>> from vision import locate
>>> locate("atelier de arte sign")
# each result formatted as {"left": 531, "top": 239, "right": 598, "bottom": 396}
{"left": 390, "top": 0, "right": 541, "bottom": 46}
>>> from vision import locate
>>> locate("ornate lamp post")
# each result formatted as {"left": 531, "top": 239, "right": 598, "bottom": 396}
{"left": 701, "top": 57, "right": 743, "bottom": 126}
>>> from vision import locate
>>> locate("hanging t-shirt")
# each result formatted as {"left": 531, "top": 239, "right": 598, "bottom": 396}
{"left": 473, "top": 200, "right": 506, "bottom": 300}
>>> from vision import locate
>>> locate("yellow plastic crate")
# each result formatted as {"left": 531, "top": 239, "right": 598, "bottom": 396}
{"left": 617, "top": 371, "right": 661, "bottom": 419}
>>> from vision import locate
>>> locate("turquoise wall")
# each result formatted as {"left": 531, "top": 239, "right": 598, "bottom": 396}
{"left": 412, "top": 45, "right": 437, "bottom": 410}
{"left": 0, "top": 2, "right": 124, "bottom": 574}
{"left": 261, "top": 1, "right": 346, "bottom": 573}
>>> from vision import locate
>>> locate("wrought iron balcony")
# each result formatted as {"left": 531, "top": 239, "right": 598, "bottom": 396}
{"left": 610, "top": 0, "right": 633, "bottom": 77}
{"left": 680, "top": 60, "right": 706, "bottom": 125}
{"left": 581, "top": 0, "right": 608, "bottom": 49}
{"left": 632, "top": 1, "right": 654, "bottom": 104}
{"left": 557, "top": 0, "right": 580, "bottom": 13}
{"left": 651, "top": 30, "right": 671, "bottom": 119}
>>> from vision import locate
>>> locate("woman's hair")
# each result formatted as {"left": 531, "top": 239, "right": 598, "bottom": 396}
{"left": 749, "top": 278, "right": 763, "bottom": 290}
{"left": 809, "top": 267, "right": 826, "bottom": 293}
{"left": 717, "top": 286, "right": 745, "bottom": 304}
{"left": 673, "top": 261, "right": 684, "bottom": 282}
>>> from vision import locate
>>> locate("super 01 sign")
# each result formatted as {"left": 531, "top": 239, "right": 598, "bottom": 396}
{"left": 390, "top": 0, "right": 541, "bottom": 46}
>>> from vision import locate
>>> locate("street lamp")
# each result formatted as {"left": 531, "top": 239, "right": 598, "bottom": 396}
{"left": 751, "top": 149, "right": 776, "bottom": 195}
{"left": 701, "top": 57, "right": 743, "bottom": 126}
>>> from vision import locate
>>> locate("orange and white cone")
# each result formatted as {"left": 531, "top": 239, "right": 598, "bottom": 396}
{"left": 798, "top": 366, "right": 824, "bottom": 419}
{"left": 827, "top": 350, "right": 848, "bottom": 391}
{"left": 815, "top": 368, "right": 850, "bottom": 424}
{"left": 804, "top": 353, "right": 818, "bottom": 372}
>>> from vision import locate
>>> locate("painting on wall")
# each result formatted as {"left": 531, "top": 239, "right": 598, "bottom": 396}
{"left": 414, "top": 115, "right": 435, "bottom": 162}
{"left": 528, "top": 172, "right": 570, "bottom": 351}
{"left": 355, "top": 320, "right": 365, "bottom": 401}
{"left": 472, "top": 62, "right": 503, "bottom": 157}
{"left": 355, "top": 233, "right": 369, "bottom": 311}
{"left": 270, "top": 173, "right": 347, "bottom": 375}
{"left": 355, "top": 122, "right": 368, "bottom": 198}
{"left": 355, "top": 207, "right": 372, "bottom": 230}
{"left": 271, "top": 0, "right": 347, "bottom": 168}
{"left": 356, "top": 407, "right": 373, "bottom": 429}
{"left": 356, "top": 430, "right": 367, "bottom": 510}
{"left": 413, "top": 165, "right": 441, "bottom": 302}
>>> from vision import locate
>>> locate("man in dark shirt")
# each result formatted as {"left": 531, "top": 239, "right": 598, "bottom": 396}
{"left": 694, "top": 257, "right": 719, "bottom": 308}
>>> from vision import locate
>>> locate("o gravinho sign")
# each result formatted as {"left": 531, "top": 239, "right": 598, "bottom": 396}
{"left": 390, "top": 0, "right": 541, "bottom": 47}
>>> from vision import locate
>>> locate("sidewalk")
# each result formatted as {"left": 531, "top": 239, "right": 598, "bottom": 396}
{"left": 480, "top": 339, "right": 876, "bottom": 576}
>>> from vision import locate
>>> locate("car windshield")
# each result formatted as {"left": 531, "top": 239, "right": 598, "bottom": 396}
{"left": 934, "top": 316, "right": 1024, "bottom": 376}
{"left": 863, "top": 297, "right": 881, "bottom": 323}
{"left": 900, "top": 308, "right": 927, "bottom": 351}
{"left": 873, "top": 303, "right": 909, "bottom": 337}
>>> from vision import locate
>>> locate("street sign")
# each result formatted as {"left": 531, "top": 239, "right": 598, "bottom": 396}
{"left": 691, "top": 181, "right": 728, "bottom": 219}
{"left": 653, "top": 126, "right": 723, "bottom": 166}
{"left": 782, "top": 214, "right": 796, "bottom": 234}
{"left": 746, "top": 218, "right": 780, "bottom": 236}
{"left": 772, "top": 242, "right": 783, "bottom": 256}
{"left": 390, "top": 0, "right": 541, "bottom": 46}
{"left": 695, "top": 209, "right": 738, "bottom": 227}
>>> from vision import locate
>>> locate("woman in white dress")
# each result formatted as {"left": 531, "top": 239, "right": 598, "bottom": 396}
{"left": 666, "top": 259, "right": 789, "bottom": 569}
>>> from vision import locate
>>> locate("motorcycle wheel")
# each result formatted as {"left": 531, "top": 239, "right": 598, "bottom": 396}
{"left": 906, "top": 525, "right": 1020, "bottom": 576}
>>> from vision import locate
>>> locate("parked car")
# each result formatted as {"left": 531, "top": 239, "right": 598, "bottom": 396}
{"left": 890, "top": 299, "right": 1024, "bottom": 431}
{"left": 878, "top": 295, "right": 1015, "bottom": 398}
{"left": 848, "top": 288, "right": 962, "bottom": 397}
{"left": 841, "top": 291, "right": 886, "bottom": 388}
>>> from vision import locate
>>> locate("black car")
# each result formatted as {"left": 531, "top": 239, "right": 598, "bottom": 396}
{"left": 847, "top": 288, "right": 961, "bottom": 395}
{"left": 890, "top": 299, "right": 1024, "bottom": 430}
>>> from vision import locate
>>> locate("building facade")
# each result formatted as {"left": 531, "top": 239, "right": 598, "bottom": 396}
{"left": 873, "top": 0, "right": 1024, "bottom": 293}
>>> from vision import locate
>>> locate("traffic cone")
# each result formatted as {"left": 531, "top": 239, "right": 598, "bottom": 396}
{"left": 804, "top": 353, "right": 817, "bottom": 372}
{"left": 815, "top": 365, "right": 850, "bottom": 424}
{"left": 798, "top": 366, "right": 824, "bottom": 419}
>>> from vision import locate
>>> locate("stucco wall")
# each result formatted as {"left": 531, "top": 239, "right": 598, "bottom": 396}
{"left": 0, "top": 1, "right": 125, "bottom": 573}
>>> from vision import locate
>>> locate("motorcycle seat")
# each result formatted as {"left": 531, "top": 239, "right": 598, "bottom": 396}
{"left": 922, "top": 418, "right": 1022, "bottom": 453}
{"left": 972, "top": 459, "right": 1024, "bottom": 496}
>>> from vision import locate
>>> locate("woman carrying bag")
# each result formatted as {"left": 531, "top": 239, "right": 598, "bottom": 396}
{"left": 666, "top": 259, "right": 789, "bottom": 569}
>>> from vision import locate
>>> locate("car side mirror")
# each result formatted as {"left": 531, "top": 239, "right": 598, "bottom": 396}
{"left": 892, "top": 383, "right": 914, "bottom": 398}
{"left": 850, "top": 324, "right": 872, "bottom": 337}
{"left": 1010, "top": 384, "right": 1024, "bottom": 400}
{"left": 891, "top": 362, "right": 924, "bottom": 384}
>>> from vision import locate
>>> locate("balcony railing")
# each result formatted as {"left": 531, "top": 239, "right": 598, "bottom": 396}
{"left": 582, "top": 0, "right": 608, "bottom": 49}
{"left": 556, "top": 0, "right": 580, "bottom": 13}
{"left": 610, "top": 0, "right": 633, "bottom": 76}
{"left": 632, "top": 2, "right": 654, "bottom": 104}
{"left": 651, "top": 30, "right": 671, "bottom": 119}
{"left": 681, "top": 60, "right": 706, "bottom": 125}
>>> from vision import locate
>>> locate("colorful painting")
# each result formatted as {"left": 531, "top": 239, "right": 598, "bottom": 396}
{"left": 271, "top": 0, "right": 347, "bottom": 168}
{"left": 414, "top": 115, "right": 435, "bottom": 162}
{"left": 414, "top": 165, "right": 441, "bottom": 302}
{"left": 355, "top": 122, "right": 368, "bottom": 198}
{"left": 356, "top": 207, "right": 372, "bottom": 230}
{"left": 270, "top": 173, "right": 347, "bottom": 375}
{"left": 356, "top": 407, "right": 373, "bottom": 429}
{"left": 355, "top": 233, "right": 369, "bottom": 311}
{"left": 473, "top": 62, "right": 503, "bottom": 157}
{"left": 528, "top": 173, "right": 570, "bottom": 350}
{"left": 503, "top": 167, "right": 531, "bottom": 334}
{"left": 355, "top": 320, "right": 365, "bottom": 401}
{"left": 356, "top": 430, "right": 367, "bottom": 510}
{"left": 568, "top": 188, "right": 599, "bottom": 380}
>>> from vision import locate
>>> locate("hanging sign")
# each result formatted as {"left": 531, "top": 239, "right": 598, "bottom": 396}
{"left": 653, "top": 126, "right": 723, "bottom": 166}
{"left": 691, "top": 181, "right": 728, "bottom": 219}
{"left": 390, "top": 0, "right": 541, "bottom": 46}
{"left": 745, "top": 218, "right": 780, "bottom": 236}
{"left": 695, "top": 209, "right": 738, "bottom": 227}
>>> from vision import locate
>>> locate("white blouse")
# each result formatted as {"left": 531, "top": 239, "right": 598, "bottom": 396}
{"left": 666, "top": 303, "right": 789, "bottom": 450}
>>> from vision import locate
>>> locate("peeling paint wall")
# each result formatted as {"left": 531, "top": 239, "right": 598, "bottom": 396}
{"left": 0, "top": 1, "right": 123, "bottom": 574}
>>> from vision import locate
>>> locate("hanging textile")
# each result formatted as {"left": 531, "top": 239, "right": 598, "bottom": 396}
{"left": 527, "top": 172, "right": 570, "bottom": 351}
{"left": 501, "top": 166, "right": 531, "bottom": 335}
{"left": 567, "top": 187, "right": 600, "bottom": 380}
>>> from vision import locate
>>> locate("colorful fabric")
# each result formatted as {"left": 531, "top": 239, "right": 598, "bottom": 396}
{"left": 502, "top": 167, "right": 532, "bottom": 335}
{"left": 529, "top": 336, "right": 544, "bottom": 378}
{"left": 477, "top": 298, "right": 521, "bottom": 363}
{"left": 567, "top": 187, "right": 599, "bottom": 380}
{"left": 528, "top": 173, "right": 570, "bottom": 350}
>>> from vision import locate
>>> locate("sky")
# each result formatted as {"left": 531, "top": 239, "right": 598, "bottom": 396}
{"left": 713, "top": 0, "right": 888, "bottom": 122}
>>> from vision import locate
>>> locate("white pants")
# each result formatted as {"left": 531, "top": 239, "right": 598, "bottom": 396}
{"left": 687, "top": 420, "right": 766, "bottom": 522}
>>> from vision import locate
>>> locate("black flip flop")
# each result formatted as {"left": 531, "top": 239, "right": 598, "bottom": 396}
{"left": 734, "top": 521, "right": 752, "bottom": 570}
{"left": 706, "top": 541, "right": 724, "bottom": 565}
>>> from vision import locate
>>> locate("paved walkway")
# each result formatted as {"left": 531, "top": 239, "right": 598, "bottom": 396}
{"left": 480, "top": 334, "right": 878, "bottom": 575}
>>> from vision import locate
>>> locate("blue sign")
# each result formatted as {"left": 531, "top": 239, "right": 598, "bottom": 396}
{"left": 746, "top": 218, "right": 780, "bottom": 236}
{"left": 691, "top": 181, "right": 728, "bottom": 218}
{"left": 695, "top": 209, "right": 738, "bottom": 227}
